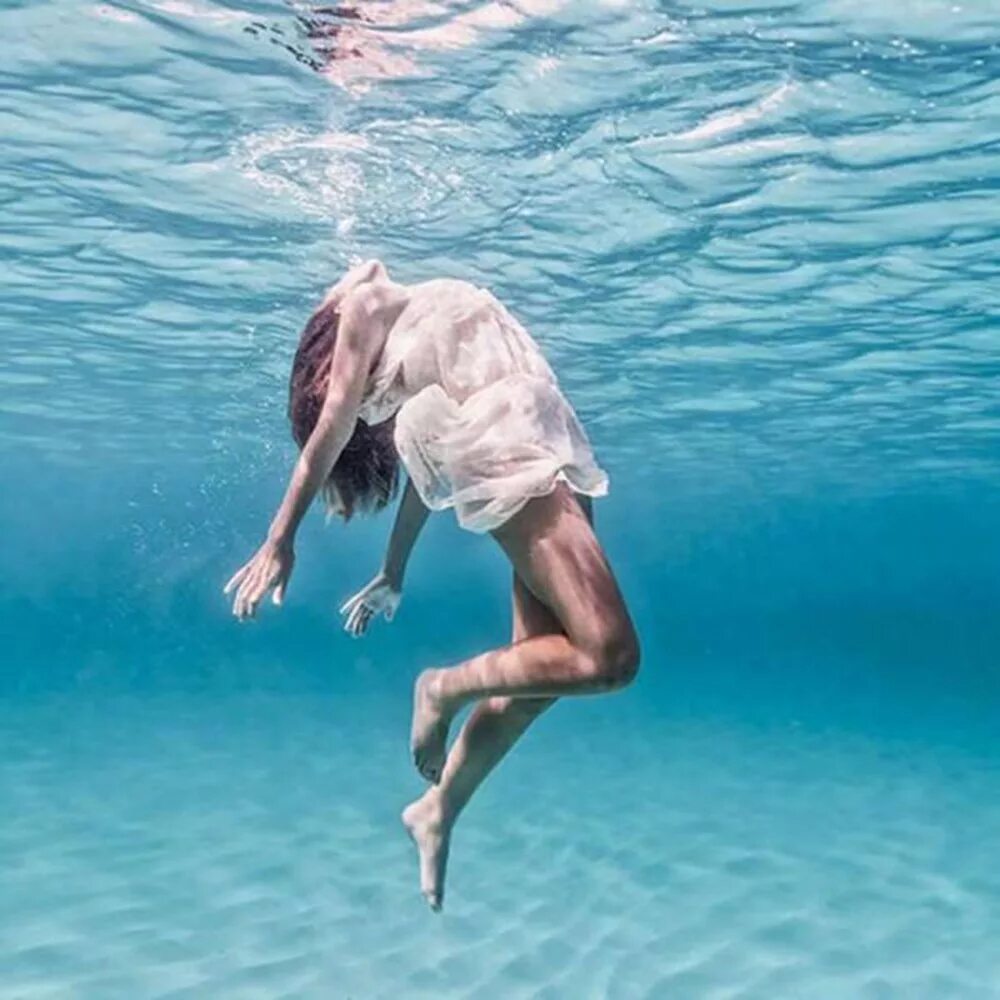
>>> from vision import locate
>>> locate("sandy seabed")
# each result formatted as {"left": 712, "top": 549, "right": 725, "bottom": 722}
{"left": 2, "top": 690, "right": 999, "bottom": 999}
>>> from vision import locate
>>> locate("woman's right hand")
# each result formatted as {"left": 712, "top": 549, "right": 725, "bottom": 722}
{"left": 339, "top": 570, "right": 401, "bottom": 637}
{"left": 224, "top": 537, "right": 295, "bottom": 620}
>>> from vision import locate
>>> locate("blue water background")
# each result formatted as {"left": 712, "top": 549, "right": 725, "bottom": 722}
{"left": 2, "top": 0, "right": 1000, "bottom": 995}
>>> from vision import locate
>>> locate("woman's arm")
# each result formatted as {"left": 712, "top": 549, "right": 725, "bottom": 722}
{"left": 267, "top": 289, "right": 382, "bottom": 546}
{"left": 225, "top": 288, "right": 385, "bottom": 619}
{"left": 383, "top": 477, "right": 430, "bottom": 589}
{"left": 340, "top": 478, "right": 429, "bottom": 636}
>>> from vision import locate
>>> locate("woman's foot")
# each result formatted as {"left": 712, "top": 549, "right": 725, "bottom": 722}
{"left": 401, "top": 788, "right": 451, "bottom": 912}
{"left": 411, "top": 669, "right": 452, "bottom": 783}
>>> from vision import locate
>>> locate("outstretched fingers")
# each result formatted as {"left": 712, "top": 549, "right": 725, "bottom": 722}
{"left": 235, "top": 569, "right": 263, "bottom": 620}
{"left": 232, "top": 564, "right": 276, "bottom": 619}
{"left": 225, "top": 540, "right": 294, "bottom": 620}
{"left": 339, "top": 591, "right": 364, "bottom": 616}
{"left": 340, "top": 579, "right": 399, "bottom": 636}
{"left": 223, "top": 563, "right": 251, "bottom": 597}
{"left": 346, "top": 603, "right": 374, "bottom": 637}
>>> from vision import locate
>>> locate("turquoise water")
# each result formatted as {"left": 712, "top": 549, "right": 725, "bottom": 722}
{"left": 2, "top": 0, "right": 1000, "bottom": 995}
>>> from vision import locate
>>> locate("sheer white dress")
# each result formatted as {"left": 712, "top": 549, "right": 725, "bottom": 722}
{"left": 357, "top": 279, "right": 609, "bottom": 533}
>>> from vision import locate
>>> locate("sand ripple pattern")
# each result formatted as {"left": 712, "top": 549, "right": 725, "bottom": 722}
{"left": 3, "top": 696, "right": 1000, "bottom": 997}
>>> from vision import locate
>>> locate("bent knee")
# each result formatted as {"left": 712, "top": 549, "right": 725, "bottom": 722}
{"left": 580, "top": 626, "right": 640, "bottom": 691}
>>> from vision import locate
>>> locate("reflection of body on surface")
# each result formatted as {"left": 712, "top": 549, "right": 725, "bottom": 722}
{"left": 255, "top": 1, "right": 570, "bottom": 90}
{"left": 226, "top": 259, "right": 639, "bottom": 910}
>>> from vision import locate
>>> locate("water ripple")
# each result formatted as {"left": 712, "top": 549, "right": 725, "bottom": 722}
{"left": 1, "top": 0, "right": 998, "bottom": 496}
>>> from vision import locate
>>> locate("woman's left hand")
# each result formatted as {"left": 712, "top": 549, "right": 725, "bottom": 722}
{"left": 339, "top": 570, "right": 401, "bottom": 637}
{"left": 224, "top": 537, "right": 295, "bottom": 620}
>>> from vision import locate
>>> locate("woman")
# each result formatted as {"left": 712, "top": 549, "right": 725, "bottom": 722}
{"left": 225, "top": 259, "right": 639, "bottom": 911}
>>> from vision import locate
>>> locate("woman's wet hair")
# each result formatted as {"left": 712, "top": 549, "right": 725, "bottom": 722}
{"left": 288, "top": 299, "right": 399, "bottom": 519}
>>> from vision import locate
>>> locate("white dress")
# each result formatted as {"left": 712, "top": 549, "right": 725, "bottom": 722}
{"left": 357, "top": 278, "right": 609, "bottom": 532}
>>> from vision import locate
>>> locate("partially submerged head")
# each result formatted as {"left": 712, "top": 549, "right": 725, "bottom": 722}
{"left": 288, "top": 299, "right": 399, "bottom": 521}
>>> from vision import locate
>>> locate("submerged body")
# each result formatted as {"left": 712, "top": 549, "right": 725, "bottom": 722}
{"left": 226, "top": 259, "right": 639, "bottom": 910}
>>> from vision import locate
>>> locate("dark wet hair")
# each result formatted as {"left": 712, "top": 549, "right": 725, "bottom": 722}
{"left": 288, "top": 299, "right": 399, "bottom": 519}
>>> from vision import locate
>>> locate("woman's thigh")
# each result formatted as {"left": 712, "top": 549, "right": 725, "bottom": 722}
{"left": 512, "top": 572, "right": 562, "bottom": 643}
{"left": 493, "top": 484, "right": 635, "bottom": 657}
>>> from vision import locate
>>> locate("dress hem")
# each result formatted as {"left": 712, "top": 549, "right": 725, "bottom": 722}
{"left": 413, "top": 467, "right": 610, "bottom": 535}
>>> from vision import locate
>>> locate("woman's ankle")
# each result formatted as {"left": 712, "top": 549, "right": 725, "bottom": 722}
{"left": 423, "top": 783, "right": 460, "bottom": 829}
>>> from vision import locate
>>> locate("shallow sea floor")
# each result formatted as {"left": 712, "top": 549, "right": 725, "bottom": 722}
{"left": 3, "top": 690, "right": 1000, "bottom": 999}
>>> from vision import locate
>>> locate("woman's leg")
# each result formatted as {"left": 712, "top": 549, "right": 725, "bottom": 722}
{"left": 411, "top": 484, "right": 639, "bottom": 782}
{"left": 434, "top": 574, "right": 562, "bottom": 816}
{"left": 419, "top": 494, "right": 593, "bottom": 815}
{"left": 402, "top": 576, "right": 560, "bottom": 910}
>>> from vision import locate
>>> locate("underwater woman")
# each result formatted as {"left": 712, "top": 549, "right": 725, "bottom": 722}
{"left": 225, "top": 259, "right": 640, "bottom": 911}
